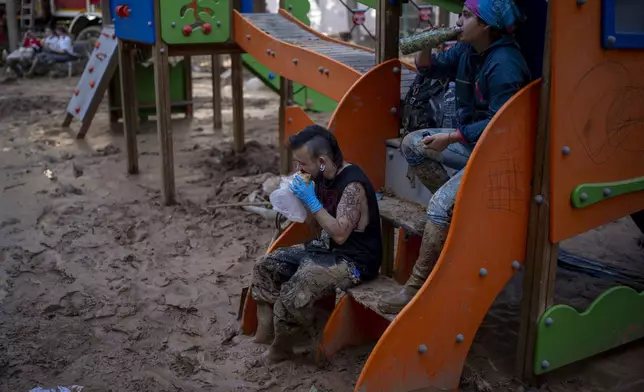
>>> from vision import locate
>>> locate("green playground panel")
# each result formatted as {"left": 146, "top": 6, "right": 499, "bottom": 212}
{"left": 571, "top": 176, "right": 644, "bottom": 209}
{"left": 112, "top": 61, "right": 189, "bottom": 116}
{"left": 533, "top": 286, "right": 644, "bottom": 375}
{"left": 161, "top": 0, "right": 231, "bottom": 45}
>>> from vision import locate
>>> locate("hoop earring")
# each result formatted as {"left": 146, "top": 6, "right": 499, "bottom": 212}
{"left": 320, "top": 164, "right": 326, "bottom": 172}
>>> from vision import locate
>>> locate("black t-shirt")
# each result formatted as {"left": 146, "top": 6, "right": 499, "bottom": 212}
{"left": 313, "top": 164, "right": 382, "bottom": 281}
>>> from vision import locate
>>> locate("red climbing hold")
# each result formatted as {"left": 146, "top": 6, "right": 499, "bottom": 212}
{"left": 115, "top": 5, "right": 130, "bottom": 18}
{"left": 89, "top": 66, "right": 94, "bottom": 73}
{"left": 95, "top": 41, "right": 101, "bottom": 49}
{"left": 202, "top": 23, "right": 212, "bottom": 34}
{"left": 90, "top": 80, "right": 95, "bottom": 88}
{"left": 74, "top": 89, "right": 79, "bottom": 95}
{"left": 183, "top": 25, "right": 193, "bottom": 36}
{"left": 75, "top": 106, "right": 81, "bottom": 114}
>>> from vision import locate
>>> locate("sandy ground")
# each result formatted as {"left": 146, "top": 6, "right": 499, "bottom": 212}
{"left": 0, "top": 64, "right": 643, "bottom": 392}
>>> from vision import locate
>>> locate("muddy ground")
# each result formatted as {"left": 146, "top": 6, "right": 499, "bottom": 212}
{"left": 1, "top": 61, "right": 643, "bottom": 392}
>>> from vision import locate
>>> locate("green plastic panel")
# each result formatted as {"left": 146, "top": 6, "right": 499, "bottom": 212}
{"left": 283, "top": 0, "right": 311, "bottom": 26}
{"left": 534, "top": 286, "right": 644, "bottom": 375}
{"left": 161, "top": 0, "right": 231, "bottom": 45}
{"left": 241, "top": 54, "right": 337, "bottom": 112}
{"left": 571, "top": 176, "right": 644, "bottom": 209}
{"left": 112, "top": 61, "right": 189, "bottom": 116}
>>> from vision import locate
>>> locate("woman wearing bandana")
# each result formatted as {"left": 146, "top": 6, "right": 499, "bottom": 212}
{"left": 379, "top": 0, "right": 531, "bottom": 313}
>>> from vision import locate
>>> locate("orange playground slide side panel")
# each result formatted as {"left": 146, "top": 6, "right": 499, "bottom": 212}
{"left": 549, "top": 1, "right": 644, "bottom": 242}
{"left": 355, "top": 81, "right": 541, "bottom": 391}
{"left": 233, "top": 11, "right": 362, "bottom": 103}
{"left": 284, "top": 105, "right": 315, "bottom": 142}
{"left": 327, "top": 59, "right": 402, "bottom": 190}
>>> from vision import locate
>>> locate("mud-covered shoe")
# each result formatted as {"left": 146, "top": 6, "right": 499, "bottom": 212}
{"left": 253, "top": 302, "right": 275, "bottom": 344}
{"left": 377, "top": 285, "right": 420, "bottom": 314}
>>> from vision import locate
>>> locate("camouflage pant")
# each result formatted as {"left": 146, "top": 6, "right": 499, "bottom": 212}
{"left": 251, "top": 246, "right": 356, "bottom": 337}
{"left": 401, "top": 128, "right": 473, "bottom": 228}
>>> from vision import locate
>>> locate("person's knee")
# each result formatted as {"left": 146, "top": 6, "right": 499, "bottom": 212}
{"left": 401, "top": 131, "right": 425, "bottom": 166}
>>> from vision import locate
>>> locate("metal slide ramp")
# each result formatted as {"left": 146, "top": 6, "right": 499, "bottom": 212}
{"left": 235, "top": 11, "right": 416, "bottom": 102}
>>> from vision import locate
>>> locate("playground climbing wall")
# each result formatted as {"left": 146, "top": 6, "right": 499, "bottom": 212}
{"left": 65, "top": 27, "right": 119, "bottom": 122}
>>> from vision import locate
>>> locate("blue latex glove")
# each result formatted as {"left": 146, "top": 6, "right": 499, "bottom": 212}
{"left": 289, "top": 175, "right": 323, "bottom": 214}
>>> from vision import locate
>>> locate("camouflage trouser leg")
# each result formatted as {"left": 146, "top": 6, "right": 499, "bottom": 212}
{"left": 251, "top": 247, "right": 355, "bottom": 337}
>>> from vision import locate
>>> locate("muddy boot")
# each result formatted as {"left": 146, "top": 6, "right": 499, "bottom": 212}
{"left": 378, "top": 222, "right": 448, "bottom": 314}
{"left": 262, "top": 328, "right": 295, "bottom": 364}
{"left": 253, "top": 301, "right": 275, "bottom": 344}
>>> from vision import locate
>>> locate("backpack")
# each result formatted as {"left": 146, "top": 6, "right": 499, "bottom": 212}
{"left": 400, "top": 73, "right": 451, "bottom": 137}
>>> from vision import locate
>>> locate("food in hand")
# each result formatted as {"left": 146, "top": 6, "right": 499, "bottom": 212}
{"left": 297, "top": 172, "right": 312, "bottom": 184}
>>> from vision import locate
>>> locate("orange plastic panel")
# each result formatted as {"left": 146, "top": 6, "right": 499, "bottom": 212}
{"left": 327, "top": 59, "right": 402, "bottom": 190}
{"left": 233, "top": 11, "right": 362, "bottom": 102}
{"left": 285, "top": 105, "right": 315, "bottom": 141}
{"left": 317, "top": 295, "right": 391, "bottom": 362}
{"left": 549, "top": 1, "right": 644, "bottom": 242}
{"left": 355, "top": 81, "right": 540, "bottom": 391}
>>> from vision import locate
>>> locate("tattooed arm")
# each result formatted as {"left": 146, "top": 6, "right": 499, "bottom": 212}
{"left": 313, "top": 182, "right": 364, "bottom": 245}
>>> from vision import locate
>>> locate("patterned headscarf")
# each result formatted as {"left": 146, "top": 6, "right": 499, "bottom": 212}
{"left": 464, "top": 0, "right": 522, "bottom": 32}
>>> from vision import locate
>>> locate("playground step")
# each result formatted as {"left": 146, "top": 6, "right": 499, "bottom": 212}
{"left": 378, "top": 196, "right": 427, "bottom": 237}
{"left": 347, "top": 275, "right": 401, "bottom": 322}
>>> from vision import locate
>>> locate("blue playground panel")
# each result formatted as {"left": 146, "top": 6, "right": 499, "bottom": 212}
{"left": 241, "top": 0, "right": 253, "bottom": 13}
{"left": 111, "top": 0, "right": 156, "bottom": 44}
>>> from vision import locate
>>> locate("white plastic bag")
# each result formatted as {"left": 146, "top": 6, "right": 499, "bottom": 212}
{"left": 269, "top": 174, "right": 308, "bottom": 223}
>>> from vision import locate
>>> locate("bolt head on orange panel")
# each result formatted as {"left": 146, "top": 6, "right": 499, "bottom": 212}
{"left": 183, "top": 25, "right": 193, "bottom": 36}
{"left": 202, "top": 23, "right": 212, "bottom": 34}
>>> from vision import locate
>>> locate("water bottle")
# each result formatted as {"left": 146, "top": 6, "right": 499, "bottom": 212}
{"left": 442, "top": 81, "right": 458, "bottom": 129}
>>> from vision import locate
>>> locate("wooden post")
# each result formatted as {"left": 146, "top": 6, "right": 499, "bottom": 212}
{"left": 375, "top": 0, "right": 402, "bottom": 63}
{"left": 118, "top": 40, "right": 139, "bottom": 174}
{"left": 6, "top": 0, "right": 19, "bottom": 51}
{"left": 211, "top": 54, "right": 223, "bottom": 129}
{"left": 231, "top": 53, "right": 245, "bottom": 153}
{"left": 153, "top": 1, "right": 176, "bottom": 205}
{"left": 278, "top": 77, "right": 293, "bottom": 174}
{"left": 516, "top": 3, "right": 558, "bottom": 382}
{"left": 183, "top": 56, "right": 193, "bottom": 118}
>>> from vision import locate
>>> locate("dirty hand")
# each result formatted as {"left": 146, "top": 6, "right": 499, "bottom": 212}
{"left": 422, "top": 133, "right": 450, "bottom": 152}
{"left": 289, "top": 175, "right": 323, "bottom": 214}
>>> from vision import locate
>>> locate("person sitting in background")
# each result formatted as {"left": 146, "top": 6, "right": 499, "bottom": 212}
{"left": 5, "top": 29, "right": 41, "bottom": 78}
{"left": 377, "top": 0, "right": 531, "bottom": 314}
{"left": 40, "top": 27, "right": 59, "bottom": 53}
{"left": 41, "top": 26, "right": 75, "bottom": 64}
